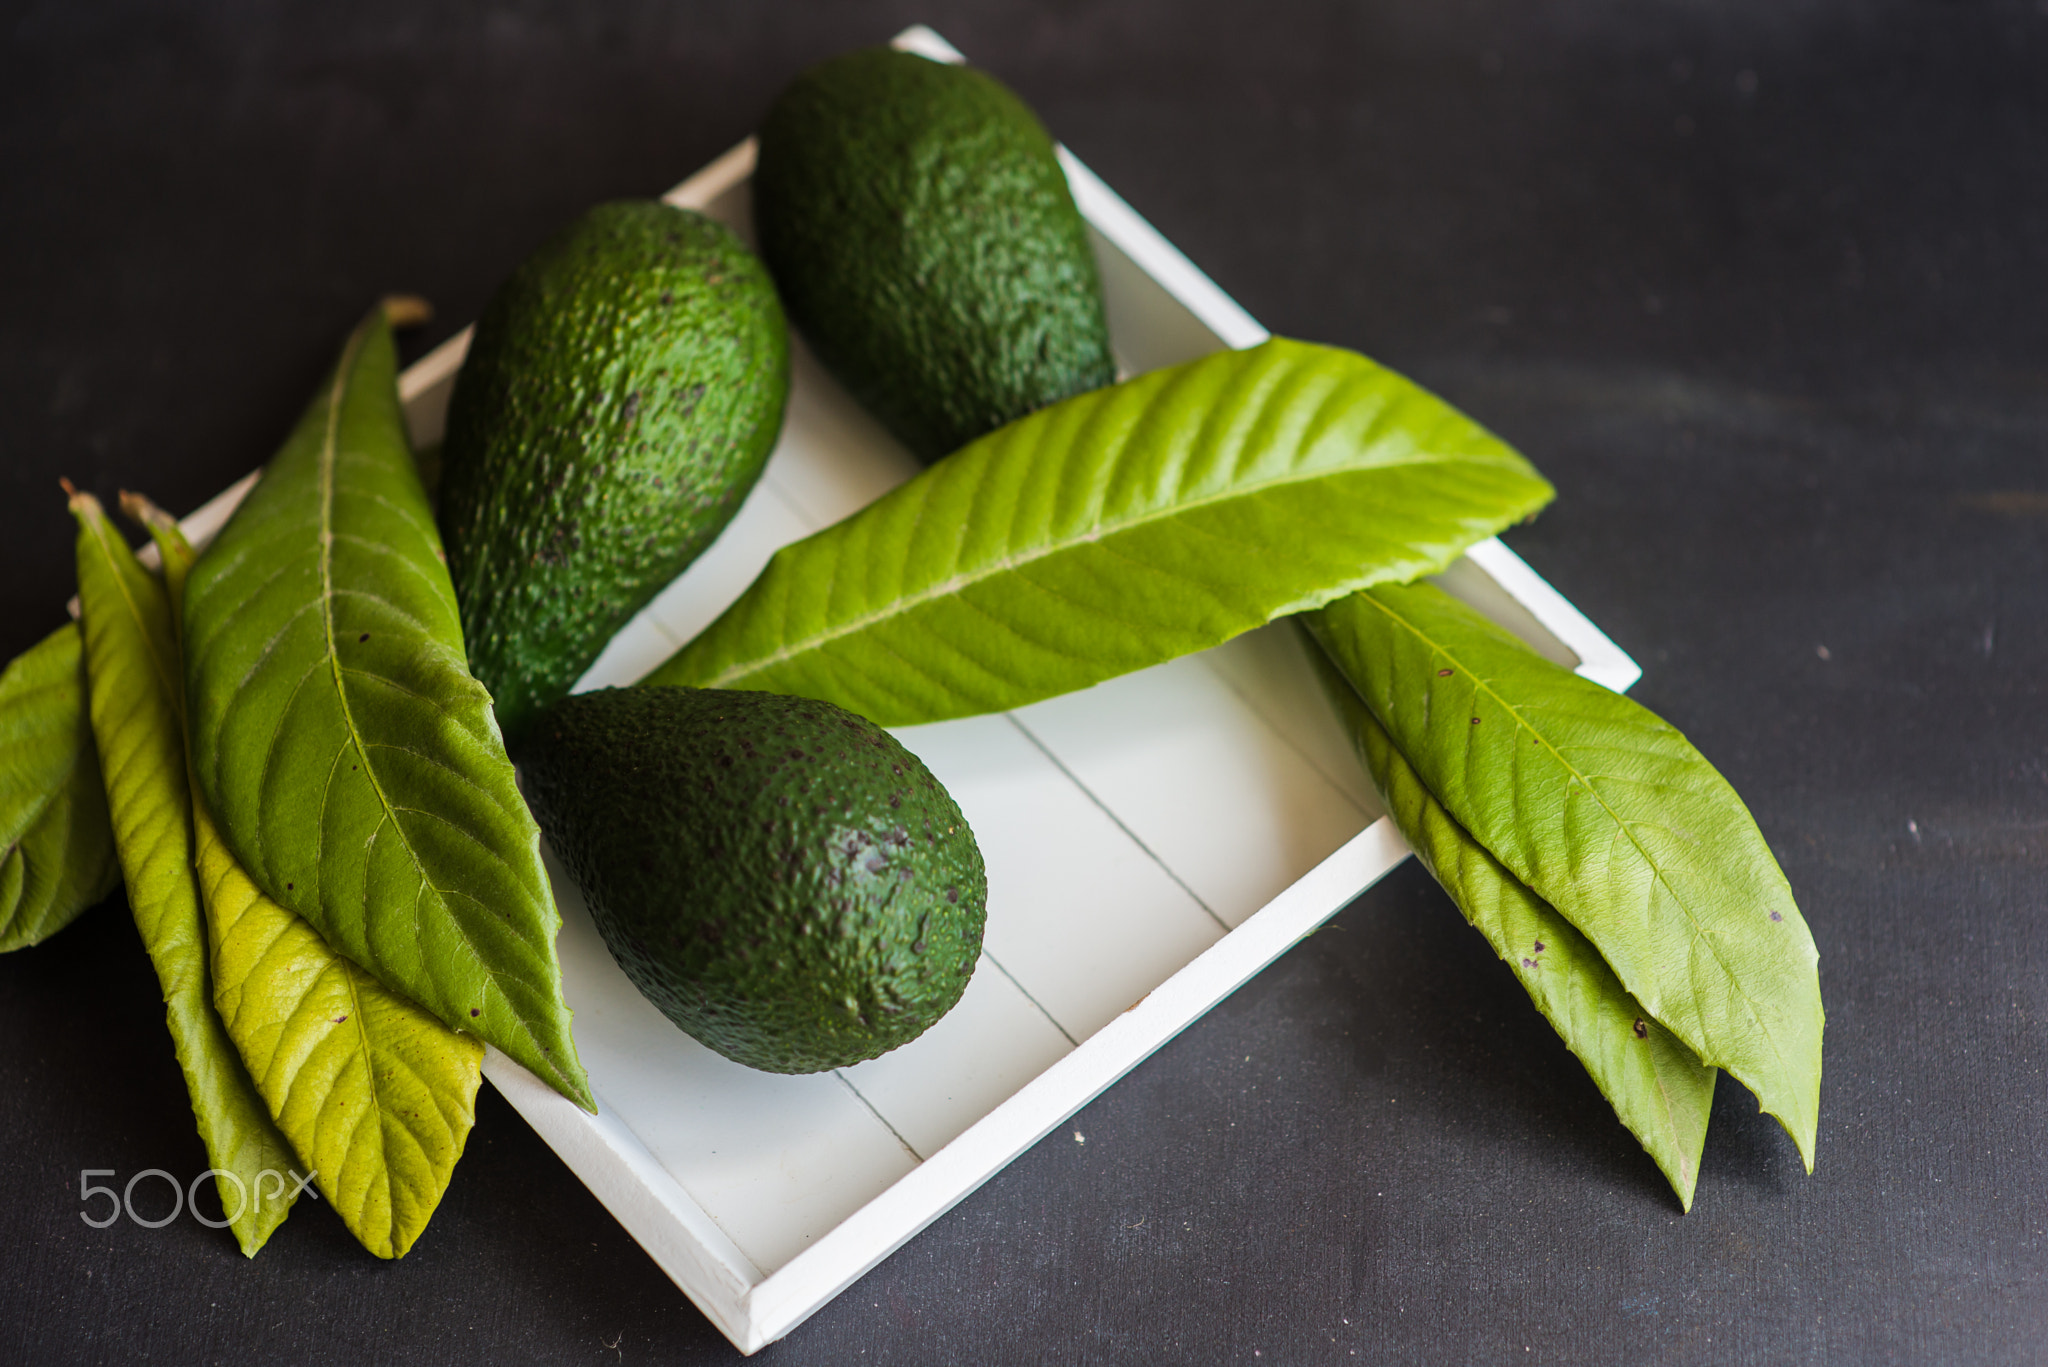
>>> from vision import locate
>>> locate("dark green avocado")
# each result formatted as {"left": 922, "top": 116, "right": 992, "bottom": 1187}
{"left": 517, "top": 686, "right": 986, "bottom": 1073}
{"left": 437, "top": 200, "right": 789, "bottom": 743}
{"left": 753, "top": 46, "right": 1115, "bottom": 464}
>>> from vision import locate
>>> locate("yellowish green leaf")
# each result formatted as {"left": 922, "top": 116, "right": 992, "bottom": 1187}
{"left": 70, "top": 490, "right": 300, "bottom": 1256}
{"left": 190, "top": 793, "right": 484, "bottom": 1258}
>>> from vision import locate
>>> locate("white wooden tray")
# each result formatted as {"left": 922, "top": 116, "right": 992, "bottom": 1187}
{"left": 161, "top": 25, "right": 1638, "bottom": 1354}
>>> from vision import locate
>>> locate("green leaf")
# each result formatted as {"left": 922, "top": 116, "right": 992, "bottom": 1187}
{"left": 642, "top": 337, "right": 1554, "bottom": 726}
{"left": 143, "top": 498, "right": 486, "bottom": 1261}
{"left": 70, "top": 490, "right": 302, "bottom": 1257}
{"left": 1308, "top": 636, "right": 1716, "bottom": 1208}
{"left": 181, "top": 304, "right": 591, "bottom": 1110}
{"left": 0, "top": 623, "right": 119, "bottom": 951}
{"left": 1306, "top": 583, "right": 1823, "bottom": 1169}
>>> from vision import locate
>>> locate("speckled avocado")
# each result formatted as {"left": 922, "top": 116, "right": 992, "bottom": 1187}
{"left": 517, "top": 686, "right": 986, "bottom": 1074}
{"left": 437, "top": 201, "right": 789, "bottom": 743}
{"left": 753, "top": 46, "right": 1115, "bottom": 464}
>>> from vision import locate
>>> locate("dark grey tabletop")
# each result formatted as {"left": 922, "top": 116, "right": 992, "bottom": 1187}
{"left": 4, "top": 3, "right": 2043, "bottom": 1363}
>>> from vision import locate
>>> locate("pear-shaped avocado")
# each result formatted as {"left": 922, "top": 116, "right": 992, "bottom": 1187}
{"left": 754, "top": 46, "right": 1115, "bottom": 464}
{"left": 437, "top": 201, "right": 789, "bottom": 743}
{"left": 518, "top": 686, "right": 986, "bottom": 1073}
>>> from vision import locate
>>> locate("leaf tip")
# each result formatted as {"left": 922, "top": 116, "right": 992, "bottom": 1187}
{"left": 119, "top": 489, "right": 179, "bottom": 536}
{"left": 540, "top": 1050, "right": 597, "bottom": 1113}
{"left": 231, "top": 1221, "right": 274, "bottom": 1259}
{"left": 1763, "top": 1092, "right": 1820, "bottom": 1176}
{"left": 381, "top": 295, "right": 434, "bottom": 330}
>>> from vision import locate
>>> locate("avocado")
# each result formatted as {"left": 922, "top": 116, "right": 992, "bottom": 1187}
{"left": 437, "top": 200, "right": 790, "bottom": 743}
{"left": 754, "top": 47, "right": 1115, "bottom": 464}
{"left": 518, "top": 686, "right": 986, "bottom": 1073}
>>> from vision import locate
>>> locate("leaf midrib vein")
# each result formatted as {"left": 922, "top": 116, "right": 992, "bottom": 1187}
{"left": 1647, "top": 1054, "right": 1697, "bottom": 1192}
{"left": 334, "top": 959, "right": 404, "bottom": 1253}
{"left": 698, "top": 440, "right": 1525, "bottom": 688}
{"left": 307, "top": 326, "right": 522, "bottom": 1030}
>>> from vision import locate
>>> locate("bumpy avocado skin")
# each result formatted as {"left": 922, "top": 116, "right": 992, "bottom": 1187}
{"left": 438, "top": 201, "right": 789, "bottom": 742}
{"left": 754, "top": 47, "right": 1115, "bottom": 464}
{"left": 518, "top": 687, "right": 987, "bottom": 1074}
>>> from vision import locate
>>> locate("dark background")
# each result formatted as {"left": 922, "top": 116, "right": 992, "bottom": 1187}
{"left": 4, "top": 1, "right": 2044, "bottom": 1362}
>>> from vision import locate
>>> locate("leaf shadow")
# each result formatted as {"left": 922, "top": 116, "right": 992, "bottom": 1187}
{"left": 1697, "top": 1074, "right": 1802, "bottom": 1202}
{"left": 1293, "top": 858, "right": 1684, "bottom": 1211}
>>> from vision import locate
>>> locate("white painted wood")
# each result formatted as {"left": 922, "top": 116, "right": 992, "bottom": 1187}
{"left": 753, "top": 338, "right": 922, "bottom": 527}
{"left": 898, "top": 713, "right": 1225, "bottom": 1044}
{"left": 890, "top": 24, "right": 967, "bottom": 66}
{"left": 1060, "top": 151, "right": 1272, "bottom": 358}
{"left": 834, "top": 954, "right": 1076, "bottom": 1160}
{"left": 1461, "top": 537, "right": 1641, "bottom": 693}
{"left": 1203, "top": 623, "right": 1386, "bottom": 815}
{"left": 1009, "top": 656, "right": 1373, "bottom": 929}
